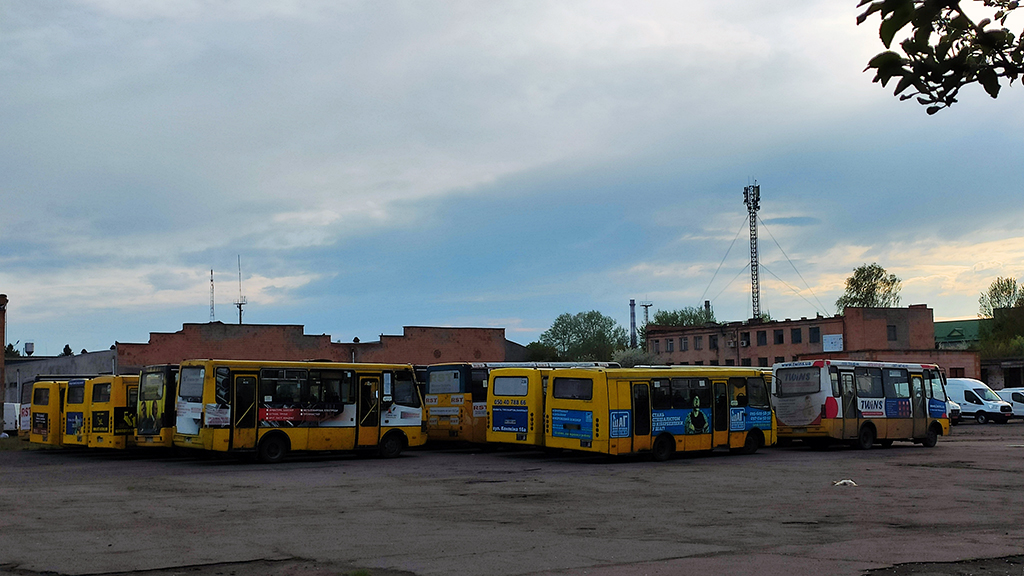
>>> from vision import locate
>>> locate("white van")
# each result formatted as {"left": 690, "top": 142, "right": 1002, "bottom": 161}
{"left": 995, "top": 387, "right": 1024, "bottom": 418}
{"left": 944, "top": 378, "right": 1013, "bottom": 424}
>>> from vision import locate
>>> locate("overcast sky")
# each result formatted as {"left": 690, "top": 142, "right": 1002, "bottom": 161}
{"left": 3, "top": 1, "right": 1023, "bottom": 356}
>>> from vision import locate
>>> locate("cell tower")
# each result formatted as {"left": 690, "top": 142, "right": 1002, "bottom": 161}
{"left": 639, "top": 300, "right": 653, "bottom": 325}
{"left": 234, "top": 256, "right": 246, "bottom": 325}
{"left": 209, "top": 270, "right": 216, "bottom": 322}
{"left": 743, "top": 182, "right": 761, "bottom": 319}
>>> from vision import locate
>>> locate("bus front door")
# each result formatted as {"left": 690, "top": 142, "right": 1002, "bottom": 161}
{"left": 231, "top": 375, "right": 257, "bottom": 450}
{"left": 357, "top": 376, "right": 381, "bottom": 448}
{"left": 631, "top": 382, "right": 651, "bottom": 452}
{"left": 911, "top": 375, "right": 927, "bottom": 438}
{"left": 713, "top": 381, "right": 729, "bottom": 448}
{"left": 840, "top": 372, "right": 859, "bottom": 439}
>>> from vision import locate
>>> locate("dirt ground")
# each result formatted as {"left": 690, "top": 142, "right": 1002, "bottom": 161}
{"left": 1, "top": 421, "right": 1022, "bottom": 576}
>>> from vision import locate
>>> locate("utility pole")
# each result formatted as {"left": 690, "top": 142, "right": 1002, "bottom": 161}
{"left": 629, "top": 299, "right": 637, "bottom": 348}
{"left": 743, "top": 182, "right": 762, "bottom": 319}
{"left": 209, "top": 270, "right": 216, "bottom": 322}
{"left": 234, "top": 256, "right": 246, "bottom": 325}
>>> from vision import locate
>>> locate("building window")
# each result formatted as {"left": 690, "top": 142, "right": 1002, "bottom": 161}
{"left": 654, "top": 340, "right": 660, "bottom": 354}
{"left": 774, "top": 329, "right": 784, "bottom": 344}
{"left": 694, "top": 336, "right": 703, "bottom": 350}
{"left": 791, "top": 328, "right": 802, "bottom": 344}
{"left": 709, "top": 335, "right": 718, "bottom": 350}
{"left": 887, "top": 325, "right": 897, "bottom": 341}
{"left": 792, "top": 356, "right": 799, "bottom": 362}
{"left": 758, "top": 357, "right": 769, "bottom": 367}
{"left": 667, "top": 339, "right": 674, "bottom": 353}
{"left": 725, "top": 359, "right": 735, "bottom": 366}
{"left": 681, "top": 337, "right": 688, "bottom": 351}
{"left": 741, "top": 331, "right": 751, "bottom": 346}
{"left": 741, "top": 358, "right": 752, "bottom": 366}
{"left": 710, "top": 360, "right": 719, "bottom": 366}
{"left": 950, "top": 367, "right": 965, "bottom": 377}
{"left": 694, "top": 360, "right": 704, "bottom": 366}
{"left": 809, "top": 327, "right": 820, "bottom": 343}
{"left": 774, "top": 356, "right": 785, "bottom": 364}
{"left": 757, "top": 331, "right": 767, "bottom": 346}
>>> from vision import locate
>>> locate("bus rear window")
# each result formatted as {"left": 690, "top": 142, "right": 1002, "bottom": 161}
{"left": 428, "top": 370, "right": 461, "bottom": 394}
{"left": 178, "top": 367, "right": 206, "bottom": 400}
{"left": 33, "top": 387, "right": 50, "bottom": 406}
{"left": 92, "top": 383, "right": 111, "bottom": 403}
{"left": 67, "top": 383, "right": 86, "bottom": 404}
{"left": 140, "top": 372, "right": 165, "bottom": 401}
{"left": 493, "top": 376, "right": 529, "bottom": 397}
{"left": 553, "top": 378, "right": 592, "bottom": 400}
{"left": 775, "top": 368, "right": 820, "bottom": 397}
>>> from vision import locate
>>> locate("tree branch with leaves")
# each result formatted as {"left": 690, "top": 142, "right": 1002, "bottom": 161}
{"left": 836, "top": 263, "right": 902, "bottom": 311}
{"left": 858, "top": 0, "right": 1024, "bottom": 113}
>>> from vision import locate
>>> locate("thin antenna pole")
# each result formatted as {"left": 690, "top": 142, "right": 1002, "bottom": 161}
{"left": 630, "top": 299, "right": 637, "bottom": 348}
{"left": 743, "top": 182, "right": 762, "bottom": 319}
{"left": 234, "top": 255, "right": 246, "bottom": 325}
{"left": 210, "top": 270, "right": 216, "bottom": 322}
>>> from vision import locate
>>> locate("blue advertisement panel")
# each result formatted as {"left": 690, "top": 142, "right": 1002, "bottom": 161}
{"left": 928, "top": 398, "right": 947, "bottom": 418}
{"left": 653, "top": 408, "right": 711, "bottom": 435}
{"left": 65, "top": 412, "right": 84, "bottom": 436}
{"left": 551, "top": 409, "right": 593, "bottom": 440}
{"left": 730, "top": 407, "right": 773, "bottom": 431}
{"left": 609, "top": 410, "right": 631, "bottom": 438}
{"left": 492, "top": 405, "right": 529, "bottom": 433}
{"left": 885, "top": 398, "right": 911, "bottom": 418}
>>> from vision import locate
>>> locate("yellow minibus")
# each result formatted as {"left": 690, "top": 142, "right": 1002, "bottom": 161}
{"left": 173, "top": 359, "right": 425, "bottom": 462}
{"left": 135, "top": 364, "right": 179, "bottom": 447}
{"left": 544, "top": 366, "right": 775, "bottom": 460}
{"left": 29, "top": 380, "right": 67, "bottom": 446}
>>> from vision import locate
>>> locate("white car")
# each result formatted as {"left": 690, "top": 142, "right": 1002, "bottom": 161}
{"left": 946, "top": 398, "right": 961, "bottom": 425}
{"left": 995, "top": 387, "right": 1024, "bottom": 419}
{"left": 945, "top": 378, "right": 1013, "bottom": 424}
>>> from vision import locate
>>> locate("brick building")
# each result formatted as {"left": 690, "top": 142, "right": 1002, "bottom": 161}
{"left": 7, "top": 322, "right": 529, "bottom": 403}
{"left": 646, "top": 305, "right": 979, "bottom": 378}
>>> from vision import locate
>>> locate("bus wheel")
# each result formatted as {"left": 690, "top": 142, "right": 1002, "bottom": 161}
{"left": 855, "top": 426, "right": 875, "bottom": 450}
{"left": 922, "top": 425, "right": 939, "bottom": 448}
{"left": 258, "top": 434, "right": 289, "bottom": 464}
{"left": 651, "top": 435, "right": 675, "bottom": 462}
{"left": 378, "top": 432, "right": 405, "bottom": 459}
{"left": 734, "top": 429, "right": 763, "bottom": 455}
{"left": 975, "top": 412, "right": 989, "bottom": 425}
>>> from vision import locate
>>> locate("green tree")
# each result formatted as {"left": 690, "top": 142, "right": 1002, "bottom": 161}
{"left": 857, "top": 0, "right": 1024, "bottom": 113}
{"left": 4, "top": 343, "right": 21, "bottom": 359}
{"left": 836, "top": 263, "right": 902, "bottom": 311}
{"left": 651, "top": 306, "right": 717, "bottom": 327}
{"left": 525, "top": 341, "right": 561, "bottom": 361}
{"left": 612, "top": 347, "right": 662, "bottom": 368}
{"left": 539, "top": 311, "right": 629, "bottom": 361}
{"left": 979, "top": 276, "right": 1024, "bottom": 317}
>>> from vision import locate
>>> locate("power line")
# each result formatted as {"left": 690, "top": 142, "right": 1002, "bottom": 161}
{"left": 757, "top": 216, "right": 830, "bottom": 315}
{"left": 699, "top": 215, "right": 749, "bottom": 304}
{"left": 760, "top": 264, "right": 829, "bottom": 316}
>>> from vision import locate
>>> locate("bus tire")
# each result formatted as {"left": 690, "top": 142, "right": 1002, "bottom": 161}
{"left": 258, "top": 433, "right": 289, "bottom": 464}
{"left": 855, "top": 425, "right": 875, "bottom": 450}
{"left": 651, "top": 434, "right": 675, "bottom": 462}
{"left": 378, "top": 432, "right": 405, "bottom": 459}
{"left": 975, "top": 412, "right": 989, "bottom": 425}
{"left": 734, "top": 429, "right": 763, "bottom": 455}
{"left": 922, "top": 424, "right": 939, "bottom": 448}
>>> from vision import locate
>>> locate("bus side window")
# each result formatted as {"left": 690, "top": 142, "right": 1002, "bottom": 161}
{"left": 652, "top": 379, "right": 671, "bottom": 410}
{"left": 830, "top": 369, "right": 840, "bottom": 397}
{"left": 746, "top": 377, "right": 770, "bottom": 409}
{"left": 216, "top": 367, "right": 231, "bottom": 405}
{"left": 855, "top": 368, "right": 884, "bottom": 398}
{"left": 729, "top": 378, "right": 748, "bottom": 407}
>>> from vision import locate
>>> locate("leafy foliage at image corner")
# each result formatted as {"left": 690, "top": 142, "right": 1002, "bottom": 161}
{"left": 857, "top": 0, "right": 1024, "bottom": 113}
{"left": 978, "top": 275, "right": 1024, "bottom": 317}
{"left": 835, "top": 263, "right": 902, "bottom": 311}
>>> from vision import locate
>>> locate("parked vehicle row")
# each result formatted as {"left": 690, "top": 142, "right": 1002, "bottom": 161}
{"left": 22, "top": 358, "right": 1016, "bottom": 463}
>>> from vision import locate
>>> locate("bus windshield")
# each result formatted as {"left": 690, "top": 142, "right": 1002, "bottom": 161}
{"left": 493, "top": 376, "right": 529, "bottom": 397}
{"left": 775, "top": 367, "right": 820, "bottom": 397}
{"left": 179, "top": 367, "right": 205, "bottom": 400}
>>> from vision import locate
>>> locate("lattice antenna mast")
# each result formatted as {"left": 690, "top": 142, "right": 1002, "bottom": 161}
{"left": 209, "top": 270, "right": 216, "bottom": 322}
{"left": 639, "top": 301, "right": 653, "bottom": 326}
{"left": 234, "top": 256, "right": 247, "bottom": 325}
{"left": 743, "top": 182, "right": 761, "bottom": 319}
